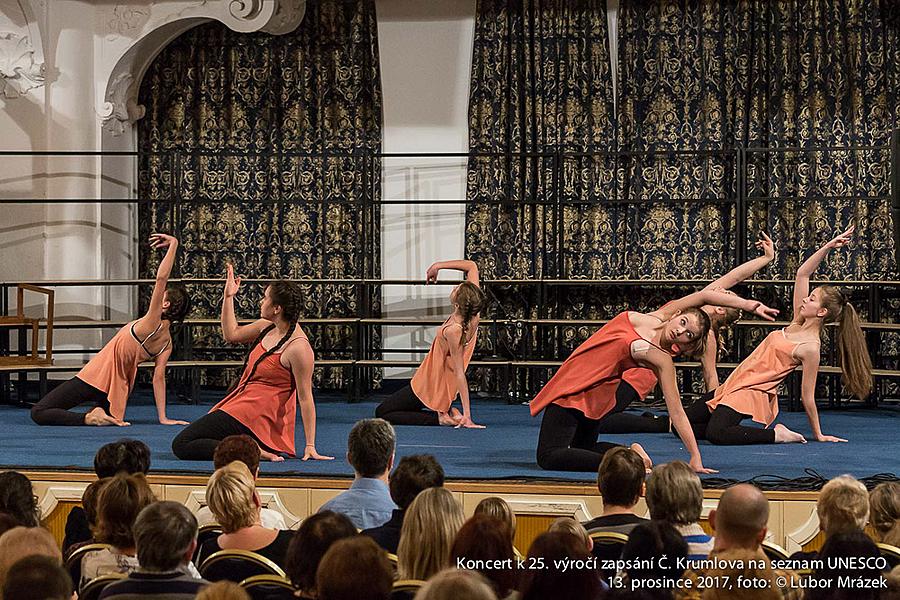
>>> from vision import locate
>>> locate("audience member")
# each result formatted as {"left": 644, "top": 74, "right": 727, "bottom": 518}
{"left": 451, "top": 514, "right": 517, "bottom": 598}
{"left": 0, "top": 526, "right": 61, "bottom": 591}
{"left": 790, "top": 474, "right": 869, "bottom": 562}
{"left": 2, "top": 555, "right": 74, "bottom": 600}
{"left": 870, "top": 481, "right": 900, "bottom": 547}
{"left": 196, "top": 461, "right": 292, "bottom": 567}
{"left": 885, "top": 565, "right": 900, "bottom": 600}
{"left": 697, "top": 547, "right": 781, "bottom": 600}
{"left": 195, "top": 581, "right": 250, "bottom": 600}
{"left": 615, "top": 521, "right": 687, "bottom": 599}
{"left": 316, "top": 536, "right": 393, "bottom": 600}
{"left": 196, "top": 435, "right": 287, "bottom": 529}
{"left": 549, "top": 517, "right": 593, "bottom": 555}
{"left": 398, "top": 487, "right": 465, "bottom": 581}
{"left": 415, "top": 569, "right": 498, "bottom": 600}
{"left": 806, "top": 529, "right": 885, "bottom": 600}
{"left": 319, "top": 418, "right": 397, "bottom": 529}
{"left": 80, "top": 473, "right": 158, "bottom": 587}
{"left": 0, "top": 512, "right": 18, "bottom": 538}
{"left": 474, "top": 497, "right": 517, "bottom": 545}
{"left": 0, "top": 471, "right": 40, "bottom": 527}
{"left": 583, "top": 447, "right": 648, "bottom": 535}
{"left": 646, "top": 461, "right": 713, "bottom": 561}
{"left": 363, "top": 454, "right": 444, "bottom": 553}
{"left": 98, "top": 501, "right": 207, "bottom": 599}
{"left": 519, "top": 530, "right": 603, "bottom": 600}
{"left": 63, "top": 478, "right": 109, "bottom": 557}
{"left": 284, "top": 511, "right": 357, "bottom": 599}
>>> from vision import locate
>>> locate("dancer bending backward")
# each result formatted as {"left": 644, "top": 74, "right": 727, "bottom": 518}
{"left": 531, "top": 289, "right": 779, "bottom": 473}
{"left": 172, "top": 265, "right": 332, "bottom": 461}
{"left": 601, "top": 232, "right": 777, "bottom": 434}
{"left": 31, "top": 234, "right": 190, "bottom": 426}
{"left": 375, "top": 259, "right": 487, "bottom": 429}
{"left": 684, "top": 226, "right": 872, "bottom": 445}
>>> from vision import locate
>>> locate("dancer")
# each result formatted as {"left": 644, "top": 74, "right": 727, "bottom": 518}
{"left": 685, "top": 226, "right": 871, "bottom": 445}
{"left": 31, "top": 234, "right": 190, "bottom": 426}
{"left": 532, "top": 288, "right": 779, "bottom": 473}
{"left": 375, "top": 259, "right": 487, "bottom": 428}
{"left": 172, "top": 265, "right": 332, "bottom": 461}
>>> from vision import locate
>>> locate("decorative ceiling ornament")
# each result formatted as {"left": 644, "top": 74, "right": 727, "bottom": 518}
{"left": 0, "top": 32, "right": 45, "bottom": 99}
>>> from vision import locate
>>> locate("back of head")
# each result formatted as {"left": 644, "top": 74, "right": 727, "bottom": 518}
{"left": 213, "top": 435, "right": 261, "bottom": 474}
{"left": 621, "top": 521, "right": 688, "bottom": 582}
{"left": 453, "top": 281, "right": 487, "bottom": 342}
{"left": 267, "top": 280, "right": 303, "bottom": 325}
{"left": 598, "top": 446, "right": 646, "bottom": 509}
{"left": 0, "top": 513, "right": 18, "bottom": 538}
{"left": 548, "top": 517, "right": 591, "bottom": 555}
{"left": 414, "top": 569, "right": 498, "bottom": 600}
{"left": 134, "top": 501, "right": 198, "bottom": 572}
{"left": 0, "top": 471, "right": 39, "bottom": 528}
{"left": 206, "top": 461, "right": 257, "bottom": 533}
{"left": 2, "top": 555, "right": 72, "bottom": 600}
{"left": 818, "top": 285, "right": 873, "bottom": 400}
{"left": 870, "top": 482, "right": 900, "bottom": 545}
{"left": 347, "top": 418, "right": 395, "bottom": 478}
{"left": 520, "top": 530, "right": 599, "bottom": 600}
{"left": 450, "top": 515, "right": 516, "bottom": 597}
{"left": 94, "top": 439, "right": 151, "bottom": 478}
{"left": 810, "top": 529, "right": 884, "bottom": 600}
{"left": 285, "top": 511, "right": 357, "bottom": 593}
{"left": 390, "top": 454, "right": 445, "bottom": 510}
{"left": 473, "top": 497, "right": 516, "bottom": 541}
{"left": 195, "top": 580, "right": 251, "bottom": 600}
{"left": 818, "top": 475, "right": 869, "bottom": 537}
{"left": 316, "top": 536, "right": 392, "bottom": 600}
{"left": 701, "top": 547, "right": 779, "bottom": 600}
{"left": 95, "top": 473, "right": 157, "bottom": 548}
{"left": 646, "top": 461, "right": 702, "bottom": 525}
{"left": 398, "top": 487, "right": 465, "bottom": 580}
{"left": 0, "top": 527, "right": 61, "bottom": 590}
{"left": 713, "top": 484, "right": 769, "bottom": 548}
{"left": 163, "top": 283, "right": 191, "bottom": 322}
{"left": 81, "top": 478, "right": 110, "bottom": 529}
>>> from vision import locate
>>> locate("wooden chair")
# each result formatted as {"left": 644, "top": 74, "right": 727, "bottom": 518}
{"left": 64, "top": 543, "right": 113, "bottom": 589}
{"left": 240, "top": 574, "right": 297, "bottom": 600}
{"left": 761, "top": 540, "right": 790, "bottom": 562}
{"left": 78, "top": 573, "right": 127, "bottom": 600}
{"left": 0, "top": 284, "right": 54, "bottom": 366}
{"left": 199, "top": 549, "right": 286, "bottom": 583}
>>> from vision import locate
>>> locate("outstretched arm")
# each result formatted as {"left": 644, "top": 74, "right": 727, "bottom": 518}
{"left": 796, "top": 344, "right": 846, "bottom": 443}
{"left": 705, "top": 232, "right": 775, "bottom": 291}
{"left": 700, "top": 330, "right": 720, "bottom": 391}
{"left": 286, "top": 342, "right": 334, "bottom": 461}
{"left": 151, "top": 347, "right": 188, "bottom": 425}
{"left": 135, "top": 234, "right": 178, "bottom": 337}
{"left": 444, "top": 325, "right": 484, "bottom": 429}
{"left": 654, "top": 289, "right": 778, "bottom": 322}
{"left": 221, "top": 263, "right": 269, "bottom": 344}
{"left": 792, "top": 226, "right": 854, "bottom": 321}
{"left": 425, "top": 259, "right": 480, "bottom": 287}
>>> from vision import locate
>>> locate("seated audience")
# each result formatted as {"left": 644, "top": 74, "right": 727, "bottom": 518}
{"left": 2, "top": 555, "right": 74, "bottom": 600}
{"left": 646, "top": 461, "right": 713, "bottom": 561}
{"left": 790, "top": 474, "right": 869, "bottom": 561}
{"left": 696, "top": 547, "right": 782, "bottom": 600}
{"left": 363, "top": 454, "right": 445, "bottom": 554}
{"left": 0, "top": 526, "right": 62, "bottom": 590}
{"left": 80, "top": 473, "right": 158, "bottom": 587}
{"left": 316, "top": 536, "right": 393, "bottom": 600}
{"left": 398, "top": 487, "right": 465, "bottom": 581}
{"left": 0, "top": 471, "right": 40, "bottom": 527}
{"left": 285, "top": 511, "right": 357, "bottom": 599}
{"left": 195, "top": 581, "right": 250, "bottom": 600}
{"left": 319, "top": 418, "right": 397, "bottom": 529}
{"left": 870, "top": 481, "right": 900, "bottom": 547}
{"left": 65, "top": 439, "right": 151, "bottom": 552}
{"left": 415, "top": 569, "right": 499, "bottom": 600}
{"left": 549, "top": 517, "right": 593, "bottom": 555}
{"left": 474, "top": 497, "right": 517, "bottom": 546}
{"left": 451, "top": 514, "right": 517, "bottom": 598}
{"left": 196, "top": 461, "right": 292, "bottom": 567}
{"left": 806, "top": 529, "right": 885, "bottom": 600}
{"left": 674, "top": 484, "right": 800, "bottom": 600}
{"left": 614, "top": 521, "right": 687, "bottom": 599}
{"left": 98, "top": 501, "right": 207, "bottom": 599}
{"left": 519, "top": 530, "right": 603, "bottom": 600}
{"left": 583, "top": 447, "right": 648, "bottom": 535}
{"left": 63, "top": 478, "right": 109, "bottom": 557}
{"left": 197, "top": 434, "right": 287, "bottom": 529}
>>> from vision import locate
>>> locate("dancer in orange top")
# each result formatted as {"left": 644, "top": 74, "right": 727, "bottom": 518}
{"left": 31, "top": 234, "right": 190, "bottom": 426}
{"left": 684, "top": 226, "right": 872, "bottom": 445}
{"left": 172, "top": 265, "right": 333, "bottom": 462}
{"left": 532, "top": 289, "right": 778, "bottom": 473}
{"left": 375, "top": 259, "right": 487, "bottom": 429}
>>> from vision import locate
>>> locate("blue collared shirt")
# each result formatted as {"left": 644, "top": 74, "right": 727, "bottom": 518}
{"left": 319, "top": 478, "right": 397, "bottom": 530}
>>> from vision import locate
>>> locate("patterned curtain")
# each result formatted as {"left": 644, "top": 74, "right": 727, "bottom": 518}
{"left": 137, "top": 0, "right": 382, "bottom": 389}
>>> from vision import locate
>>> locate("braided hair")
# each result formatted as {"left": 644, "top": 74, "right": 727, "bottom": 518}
{"left": 453, "top": 282, "right": 487, "bottom": 346}
{"left": 232, "top": 281, "right": 303, "bottom": 395}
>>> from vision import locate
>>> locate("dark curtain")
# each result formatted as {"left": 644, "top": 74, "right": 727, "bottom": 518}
{"left": 137, "top": 0, "right": 382, "bottom": 389}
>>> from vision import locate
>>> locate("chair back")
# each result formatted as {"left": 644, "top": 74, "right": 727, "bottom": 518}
{"left": 194, "top": 524, "right": 223, "bottom": 562}
{"left": 79, "top": 574, "right": 127, "bottom": 600}
{"left": 878, "top": 542, "right": 900, "bottom": 570}
{"left": 199, "top": 549, "right": 287, "bottom": 583}
{"left": 761, "top": 540, "right": 790, "bottom": 562}
{"left": 589, "top": 531, "right": 629, "bottom": 579}
{"left": 391, "top": 579, "right": 426, "bottom": 600}
{"left": 64, "top": 543, "right": 114, "bottom": 588}
{"left": 240, "top": 574, "right": 297, "bottom": 600}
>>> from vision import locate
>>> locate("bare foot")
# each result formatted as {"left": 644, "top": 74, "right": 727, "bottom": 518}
{"left": 774, "top": 423, "right": 807, "bottom": 444}
{"left": 260, "top": 449, "right": 285, "bottom": 462}
{"left": 438, "top": 409, "right": 462, "bottom": 427}
{"left": 84, "top": 407, "right": 128, "bottom": 427}
{"left": 630, "top": 443, "right": 653, "bottom": 471}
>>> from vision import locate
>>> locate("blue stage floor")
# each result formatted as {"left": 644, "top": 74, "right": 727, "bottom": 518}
{"left": 1, "top": 397, "right": 898, "bottom": 487}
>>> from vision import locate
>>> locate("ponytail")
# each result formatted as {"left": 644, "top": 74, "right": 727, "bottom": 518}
{"left": 454, "top": 282, "right": 487, "bottom": 346}
{"left": 836, "top": 302, "right": 873, "bottom": 400}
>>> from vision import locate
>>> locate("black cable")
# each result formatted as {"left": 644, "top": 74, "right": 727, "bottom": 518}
{"left": 701, "top": 469, "right": 900, "bottom": 491}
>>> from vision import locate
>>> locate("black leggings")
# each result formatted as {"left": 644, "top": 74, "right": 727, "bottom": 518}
{"left": 683, "top": 393, "right": 776, "bottom": 445}
{"left": 172, "top": 410, "right": 261, "bottom": 460}
{"left": 31, "top": 377, "right": 111, "bottom": 426}
{"left": 375, "top": 385, "right": 440, "bottom": 426}
{"left": 595, "top": 382, "right": 670, "bottom": 434}
{"left": 535, "top": 382, "right": 637, "bottom": 472}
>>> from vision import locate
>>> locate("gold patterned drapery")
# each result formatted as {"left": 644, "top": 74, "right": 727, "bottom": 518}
{"left": 137, "top": 0, "right": 382, "bottom": 389}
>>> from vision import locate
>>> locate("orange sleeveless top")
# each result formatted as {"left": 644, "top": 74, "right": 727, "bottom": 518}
{"left": 77, "top": 321, "right": 168, "bottom": 420}
{"left": 621, "top": 367, "right": 658, "bottom": 399}
{"left": 410, "top": 319, "right": 477, "bottom": 413}
{"left": 707, "top": 329, "right": 808, "bottom": 426}
{"left": 211, "top": 336, "right": 307, "bottom": 456}
{"left": 530, "top": 312, "right": 656, "bottom": 420}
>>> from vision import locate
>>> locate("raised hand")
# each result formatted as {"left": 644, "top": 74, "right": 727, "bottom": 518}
{"left": 224, "top": 263, "right": 242, "bottom": 298}
{"left": 149, "top": 233, "right": 178, "bottom": 249}
{"left": 425, "top": 263, "right": 441, "bottom": 284}
{"left": 750, "top": 302, "right": 779, "bottom": 321}
{"left": 756, "top": 231, "right": 775, "bottom": 260}
{"left": 825, "top": 225, "right": 854, "bottom": 250}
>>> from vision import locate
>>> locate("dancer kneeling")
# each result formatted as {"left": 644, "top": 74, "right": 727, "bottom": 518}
{"left": 31, "top": 233, "right": 190, "bottom": 426}
{"left": 376, "top": 259, "right": 487, "bottom": 428}
{"left": 684, "top": 226, "right": 872, "bottom": 445}
{"left": 172, "top": 265, "right": 332, "bottom": 461}
{"left": 532, "top": 288, "right": 778, "bottom": 473}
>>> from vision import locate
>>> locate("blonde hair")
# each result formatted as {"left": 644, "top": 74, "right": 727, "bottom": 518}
{"left": 195, "top": 580, "right": 250, "bottom": 600}
{"left": 0, "top": 526, "right": 61, "bottom": 590}
{"left": 414, "top": 568, "right": 497, "bottom": 600}
{"left": 646, "top": 461, "right": 703, "bottom": 526}
{"left": 818, "top": 475, "right": 870, "bottom": 536}
{"left": 870, "top": 482, "right": 900, "bottom": 546}
{"left": 398, "top": 487, "right": 464, "bottom": 581}
{"left": 474, "top": 497, "right": 516, "bottom": 542}
{"left": 700, "top": 548, "right": 779, "bottom": 600}
{"left": 818, "top": 286, "right": 873, "bottom": 400}
{"left": 206, "top": 461, "right": 258, "bottom": 533}
{"left": 549, "top": 517, "right": 591, "bottom": 554}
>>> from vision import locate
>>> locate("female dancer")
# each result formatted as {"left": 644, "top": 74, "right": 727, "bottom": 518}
{"left": 685, "top": 226, "right": 871, "bottom": 445}
{"left": 172, "top": 265, "right": 332, "bottom": 461}
{"left": 532, "top": 289, "right": 779, "bottom": 473}
{"left": 375, "top": 259, "right": 487, "bottom": 429}
{"left": 31, "top": 234, "right": 190, "bottom": 426}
